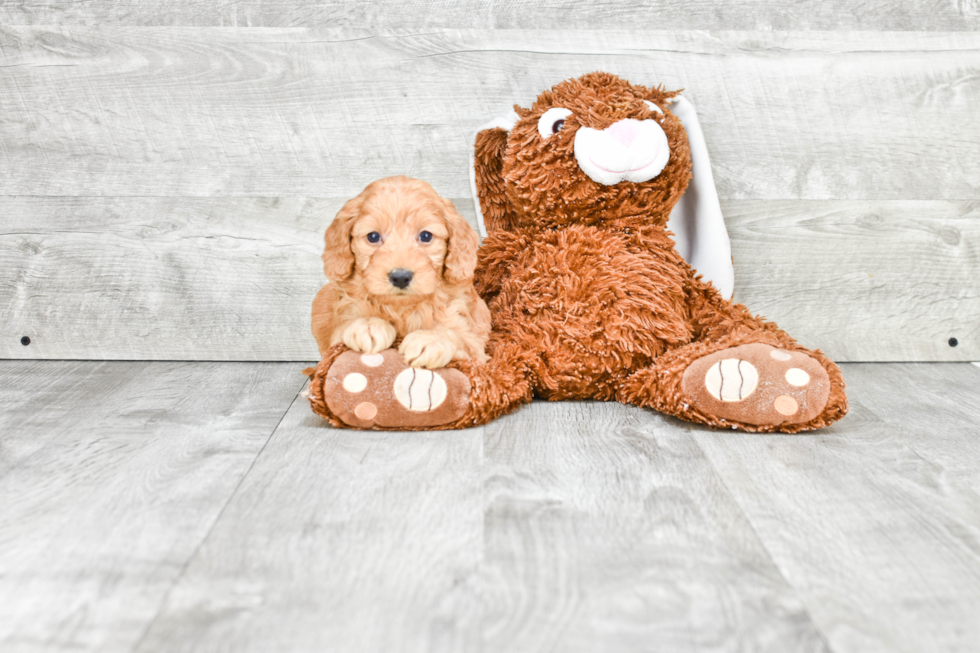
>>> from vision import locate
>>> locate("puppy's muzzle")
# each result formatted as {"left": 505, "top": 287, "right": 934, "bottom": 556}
{"left": 388, "top": 269, "right": 414, "bottom": 289}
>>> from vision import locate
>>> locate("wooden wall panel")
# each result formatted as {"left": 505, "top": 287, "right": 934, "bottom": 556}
{"left": 0, "top": 196, "right": 330, "bottom": 360}
{"left": 1, "top": 1, "right": 978, "bottom": 30}
{"left": 0, "top": 29, "right": 978, "bottom": 200}
{"left": 2, "top": 197, "right": 976, "bottom": 361}
{"left": 728, "top": 200, "right": 980, "bottom": 362}
{"left": 0, "top": 27, "right": 977, "bottom": 361}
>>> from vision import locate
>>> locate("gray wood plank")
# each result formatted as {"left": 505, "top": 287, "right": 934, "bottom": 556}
{"left": 691, "top": 363, "right": 980, "bottom": 653}
{"left": 1, "top": 361, "right": 977, "bottom": 651}
{"left": 139, "top": 396, "right": 833, "bottom": 652}
{"left": 0, "top": 196, "right": 335, "bottom": 361}
{"left": 0, "top": 360, "right": 305, "bottom": 653}
{"left": 481, "top": 401, "right": 829, "bottom": 652}
{"left": 1, "top": 0, "right": 978, "bottom": 30}
{"left": 135, "top": 398, "right": 485, "bottom": 653}
{"left": 0, "top": 28, "right": 978, "bottom": 200}
{"left": 832, "top": 363, "right": 980, "bottom": 493}
{"left": 728, "top": 201, "right": 980, "bottom": 363}
{"left": 2, "top": 197, "right": 975, "bottom": 362}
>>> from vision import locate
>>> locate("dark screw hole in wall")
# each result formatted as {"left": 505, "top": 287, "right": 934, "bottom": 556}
{"left": 21, "top": 336, "right": 31, "bottom": 346}
{"left": 948, "top": 337, "right": 958, "bottom": 347}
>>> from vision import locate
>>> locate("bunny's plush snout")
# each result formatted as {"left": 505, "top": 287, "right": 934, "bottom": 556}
{"left": 573, "top": 117, "right": 671, "bottom": 186}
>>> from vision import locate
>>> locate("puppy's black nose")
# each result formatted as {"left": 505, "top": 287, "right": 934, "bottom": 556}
{"left": 388, "top": 269, "right": 414, "bottom": 289}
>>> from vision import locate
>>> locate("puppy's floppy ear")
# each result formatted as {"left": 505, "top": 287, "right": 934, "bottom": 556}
{"left": 322, "top": 194, "right": 363, "bottom": 281}
{"left": 441, "top": 199, "right": 479, "bottom": 284}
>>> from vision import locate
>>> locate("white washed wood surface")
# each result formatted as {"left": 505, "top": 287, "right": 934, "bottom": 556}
{"left": 137, "top": 393, "right": 830, "bottom": 653}
{"left": 728, "top": 200, "right": 979, "bottom": 362}
{"left": 2, "top": 197, "right": 975, "bottom": 361}
{"left": 1, "top": 362, "right": 978, "bottom": 652}
{"left": 135, "top": 398, "right": 485, "bottom": 653}
{"left": 1, "top": 28, "right": 978, "bottom": 362}
{"left": 0, "top": 360, "right": 305, "bottom": 653}
{"left": 481, "top": 401, "right": 829, "bottom": 653}
{"left": 0, "top": 29, "right": 978, "bottom": 201}
{"left": 2, "top": 1, "right": 979, "bottom": 29}
{"left": 836, "top": 363, "right": 980, "bottom": 494}
{"left": 0, "top": 197, "right": 331, "bottom": 361}
{"left": 692, "top": 362, "right": 980, "bottom": 653}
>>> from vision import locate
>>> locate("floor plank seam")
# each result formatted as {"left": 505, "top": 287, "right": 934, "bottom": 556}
{"left": 685, "top": 430, "right": 838, "bottom": 653}
{"left": 127, "top": 376, "right": 308, "bottom": 653}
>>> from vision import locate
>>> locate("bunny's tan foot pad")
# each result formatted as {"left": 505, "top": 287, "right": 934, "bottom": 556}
{"left": 322, "top": 349, "right": 470, "bottom": 429}
{"left": 682, "top": 343, "right": 830, "bottom": 427}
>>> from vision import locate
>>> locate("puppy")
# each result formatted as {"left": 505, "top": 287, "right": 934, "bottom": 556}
{"left": 311, "top": 176, "right": 490, "bottom": 369}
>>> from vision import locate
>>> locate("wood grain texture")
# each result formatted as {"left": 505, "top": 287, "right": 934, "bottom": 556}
{"left": 836, "top": 363, "right": 980, "bottom": 493}
{"left": 728, "top": 200, "right": 980, "bottom": 362}
{"left": 481, "top": 400, "right": 830, "bottom": 652}
{"left": 0, "top": 360, "right": 304, "bottom": 653}
{"left": 0, "top": 29, "right": 978, "bottom": 200}
{"left": 135, "top": 394, "right": 484, "bottom": 653}
{"left": 0, "top": 196, "right": 337, "bottom": 361}
{"left": 2, "top": 197, "right": 975, "bottom": 361}
{"left": 692, "top": 362, "right": 980, "bottom": 653}
{"left": 0, "top": 361, "right": 977, "bottom": 651}
{"left": 1, "top": 0, "right": 978, "bottom": 30}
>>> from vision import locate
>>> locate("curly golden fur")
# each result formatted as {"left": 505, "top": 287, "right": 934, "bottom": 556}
{"left": 311, "top": 176, "right": 490, "bottom": 369}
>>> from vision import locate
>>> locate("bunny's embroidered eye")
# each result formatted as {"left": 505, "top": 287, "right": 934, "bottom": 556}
{"left": 644, "top": 101, "right": 665, "bottom": 124}
{"left": 366, "top": 232, "right": 381, "bottom": 244}
{"left": 418, "top": 230, "right": 433, "bottom": 243}
{"left": 537, "top": 107, "right": 573, "bottom": 139}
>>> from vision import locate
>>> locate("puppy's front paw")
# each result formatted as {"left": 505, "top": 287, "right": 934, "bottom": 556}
{"left": 399, "top": 330, "right": 455, "bottom": 369}
{"left": 342, "top": 318, "right": 396, "bottom": 354}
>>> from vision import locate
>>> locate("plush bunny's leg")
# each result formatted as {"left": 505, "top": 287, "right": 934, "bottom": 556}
{"left": 620, "top": 329, "right": 848, "bottom": 433}
{"left": 307, "top": 337, "right": 536, "bottom": 430}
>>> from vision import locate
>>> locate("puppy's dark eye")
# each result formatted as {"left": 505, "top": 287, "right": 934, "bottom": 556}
{"left": 552, "top": 119, "right": 564, "bottom": 134}
{"left": 366, "top": 232, "right": 381, "bottom": 244}
{"left": 418, "top": 231, "right": 433, "bottom": 243}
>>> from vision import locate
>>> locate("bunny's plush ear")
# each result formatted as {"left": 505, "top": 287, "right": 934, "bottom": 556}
{"left": 666, "top": 95, "right": 735, "bottom": 300}
{"left": 470, "top": 110, "right": 520, "bottom": 237}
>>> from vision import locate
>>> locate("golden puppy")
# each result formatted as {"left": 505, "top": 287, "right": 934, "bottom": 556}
{"left": 311, "top": 176, "right": 490, "bottom": 369}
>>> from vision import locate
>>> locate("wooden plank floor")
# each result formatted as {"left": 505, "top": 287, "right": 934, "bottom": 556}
{"left": 1, "top": 361, "right": 977, "bottom": 653}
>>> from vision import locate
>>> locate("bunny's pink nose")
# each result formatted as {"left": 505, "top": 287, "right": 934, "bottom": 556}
{"left": 606, "top": 119, "right": 643, "bottom": 147}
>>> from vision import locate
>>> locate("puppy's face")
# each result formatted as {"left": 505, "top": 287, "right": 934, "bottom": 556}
{"left": 322, "top": 176, "right": 478, "bottom": 299}
{"left": 351, "top": 190, "right": 449, "bottom": 298}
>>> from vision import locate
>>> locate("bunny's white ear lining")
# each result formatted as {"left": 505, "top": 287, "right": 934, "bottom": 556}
{"left": 467, "top": 100, "right": 734, "bottom": 301}
{"left": 665, "top": 95, "right": 734, "bottom": 300}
